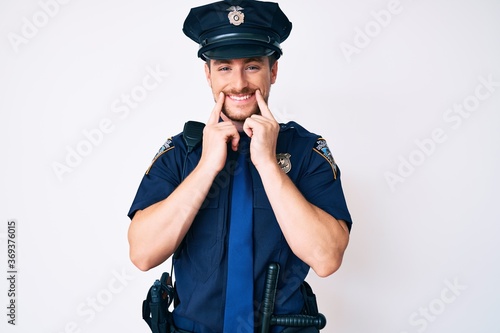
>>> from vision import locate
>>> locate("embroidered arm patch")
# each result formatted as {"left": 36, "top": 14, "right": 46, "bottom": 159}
{"left": 146, "top": 138, "right": 175, "bottom": 174}
{"left": 313, "top": 138, "right": 338, "bottom": 179}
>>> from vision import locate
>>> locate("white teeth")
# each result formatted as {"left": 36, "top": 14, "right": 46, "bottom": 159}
{"left": 230, "top": 94, "right": 252, "bottom": 101}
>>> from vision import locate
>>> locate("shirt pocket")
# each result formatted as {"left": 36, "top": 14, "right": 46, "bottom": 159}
{"left": 253, "top": 186, "right": 285, "bottom": 252}
{"left": 184, "top": 196, "right": 223, "bottom": 282}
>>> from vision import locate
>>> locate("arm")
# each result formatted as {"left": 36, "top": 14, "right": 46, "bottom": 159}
{"left": 128, "top": 92, "right": 240, "bottom": 271}
{"left": 256, "top": 160, "right": 349, "bottom": 277}
{"left": 244, "top": 91, "right": 350, "bottom": 277}
{"left": 128, "top": 162, "right": 219, "bottom": 271}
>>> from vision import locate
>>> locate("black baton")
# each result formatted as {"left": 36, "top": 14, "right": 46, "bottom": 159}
{"left": 259, "top": 263, "right": 327, "bottom": 332}
{"left": 271, "top": 313, "right": 326, "bottom": 329}
{"left": 260, "top": 263, "right": 280, "bottom": 333}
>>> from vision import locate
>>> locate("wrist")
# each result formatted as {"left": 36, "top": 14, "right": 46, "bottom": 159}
{"left": 194, "top": 159, "right": 222, "bottom": 181}
{"left": 254, "top": 157, "right": 282, "bottom": 177}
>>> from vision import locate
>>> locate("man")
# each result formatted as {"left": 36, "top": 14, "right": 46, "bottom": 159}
{"left": 128, "top": 1, "right": 352, "bottom": 332}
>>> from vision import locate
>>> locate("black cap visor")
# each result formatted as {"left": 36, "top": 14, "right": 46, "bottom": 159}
{"left": 201, "top": 45, "right": 277, "bottom": 60}
{"left": 198, "top": 32, "right": 282, "bottom": 60}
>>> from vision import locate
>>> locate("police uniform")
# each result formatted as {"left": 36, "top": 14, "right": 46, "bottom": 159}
{"left": 128, "top": 1, "right": 352, "bottom": 332}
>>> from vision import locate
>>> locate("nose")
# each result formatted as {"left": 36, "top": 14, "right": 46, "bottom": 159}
{"left": 232, "top": 68, "right": 249, "bottom": 91}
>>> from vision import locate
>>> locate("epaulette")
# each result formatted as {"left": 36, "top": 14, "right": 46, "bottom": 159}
{"left": 279, "top": 121, "right": 317, "bottom": 139}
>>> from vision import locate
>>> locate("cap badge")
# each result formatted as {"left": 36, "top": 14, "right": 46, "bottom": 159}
{"left": 227, "top": 6, "right": 245, "bottom": 26}
{"left": 276, "top": 153, "right": 292, "bottom": 174}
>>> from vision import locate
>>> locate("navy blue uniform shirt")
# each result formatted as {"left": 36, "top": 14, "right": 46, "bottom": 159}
{"left": 128, "top": 121, "right": 352, "bottom": 333}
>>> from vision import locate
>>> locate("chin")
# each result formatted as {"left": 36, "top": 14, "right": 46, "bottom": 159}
{"left": 222, "top": 106, "right": 260, "bottom": 122}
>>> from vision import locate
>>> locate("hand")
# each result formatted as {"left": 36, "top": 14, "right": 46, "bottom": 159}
{"left": 243, "top": 90, "right": 280, "bottom": 169}
{"left": 199, "top": 92, "right": 240, "bottom": 175}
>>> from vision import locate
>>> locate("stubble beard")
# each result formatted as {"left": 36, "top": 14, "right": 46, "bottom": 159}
{"left": 221, "top": 104, "right": 261, "bottom": 122}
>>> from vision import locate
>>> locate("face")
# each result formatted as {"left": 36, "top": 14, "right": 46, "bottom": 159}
{"left": 205, "top": 57, "right": 278, "bottom": 123}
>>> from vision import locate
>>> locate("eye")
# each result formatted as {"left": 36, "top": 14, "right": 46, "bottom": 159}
{"left": 218, "top": 66, "right": 231, "bottom": 72}
{"left": 246, "top": 65, "right": 260, "bottom": 71}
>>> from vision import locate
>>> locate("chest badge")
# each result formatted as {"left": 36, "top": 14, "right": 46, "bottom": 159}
{"left": 227, "top": 6, "right": 245, "bottom": 26}
{"left": 276, "top": 153, "right": 292, "bottom": 174}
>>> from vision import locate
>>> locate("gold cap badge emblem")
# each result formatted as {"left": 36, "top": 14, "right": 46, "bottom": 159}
{"left": 227, "top": 6, "right": 245, "bottom": 26}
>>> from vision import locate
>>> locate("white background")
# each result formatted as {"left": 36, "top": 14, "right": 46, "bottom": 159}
{"left": 1, "top": 0, "right": 499, "bottom": 332}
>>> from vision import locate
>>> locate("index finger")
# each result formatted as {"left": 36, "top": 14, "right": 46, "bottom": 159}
{"left": 256, "top": 90, "right": 275, "bottom": 121}
{"left": 207, "top": 92, "right": 225, "bottom": 125}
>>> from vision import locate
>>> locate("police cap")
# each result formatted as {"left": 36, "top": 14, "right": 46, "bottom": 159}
{"left": 183, "top": 0, "right": 292, "bottom": 61}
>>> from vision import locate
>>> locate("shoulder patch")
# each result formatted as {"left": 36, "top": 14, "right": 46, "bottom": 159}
{"left": 313, "top": 138, "right": 338, "bottom": 179}
{"left": 153, "top": 138, "right": 174, "bottom": 160}
{"left": 146, "top": 137, "right": 175, "bottom": 174}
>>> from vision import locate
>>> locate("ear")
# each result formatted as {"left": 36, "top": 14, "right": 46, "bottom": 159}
{"left": 270, "top": 60, "right": 278, "bottom": 85}
{"left": 204, "top": 62, "right": 212, "bottom": 87}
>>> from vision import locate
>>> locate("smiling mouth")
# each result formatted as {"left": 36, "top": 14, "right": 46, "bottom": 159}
{"left": 227, "top": 93, "right": 254, "bottom": 101}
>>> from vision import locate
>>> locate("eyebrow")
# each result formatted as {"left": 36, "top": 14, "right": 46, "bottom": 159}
{"left": 212, "top": 57, "right": 266, "bottom": 66}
